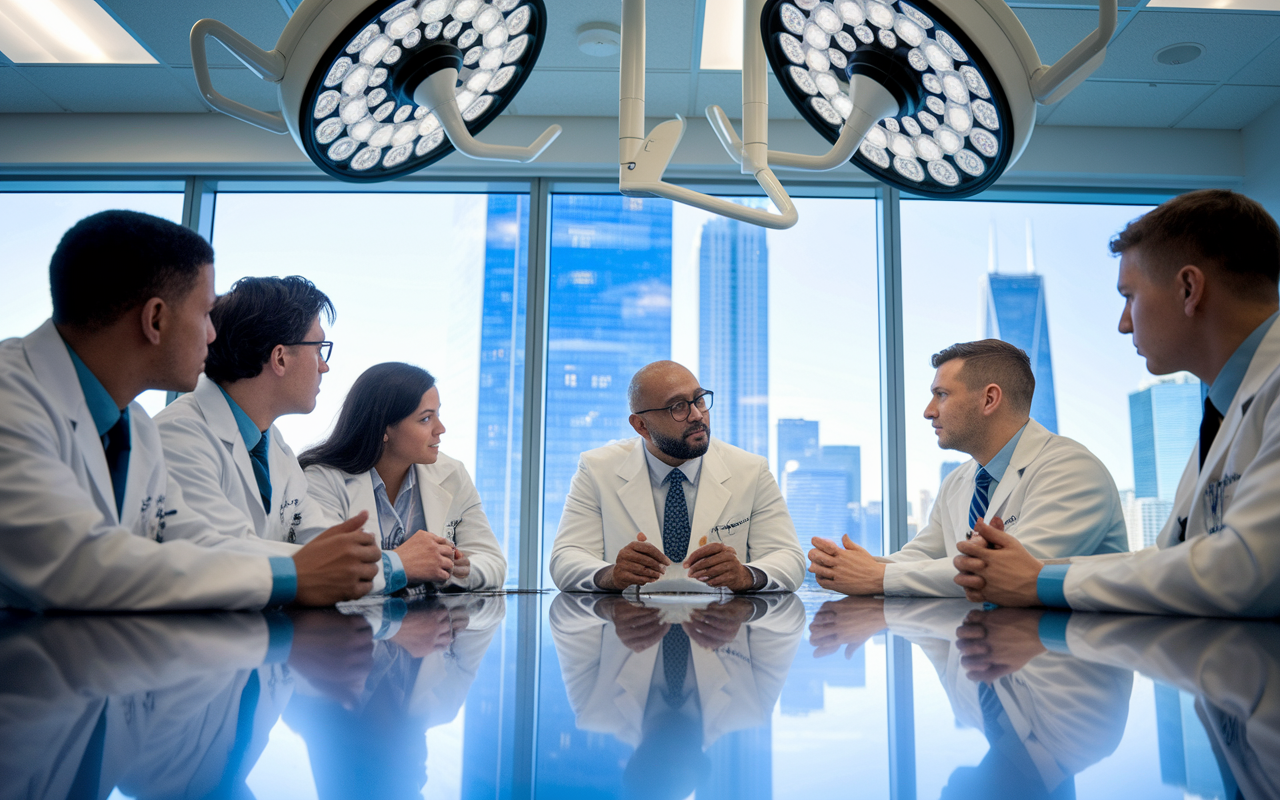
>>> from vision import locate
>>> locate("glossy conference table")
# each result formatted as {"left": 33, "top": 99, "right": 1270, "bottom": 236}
{"left": 3, "top": 588, "right": 1276, "bottom": 800}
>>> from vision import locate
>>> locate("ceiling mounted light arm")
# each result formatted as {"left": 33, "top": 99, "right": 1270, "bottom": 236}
{"left": 618, "top": 0, "right": 797, "bottom": 230}
{"left": 1028, "top": 0, "right": 1117, "bottom": 104}
{"left": 190, "top": 18, "right": 288, "bottom": 134}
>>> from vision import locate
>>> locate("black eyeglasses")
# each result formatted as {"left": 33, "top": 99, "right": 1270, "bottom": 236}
{"left": 634, "top": 391, "right": 714, "bottom": 422}
{"left": 286, "top": 340, "right": 333, "bottom": 363}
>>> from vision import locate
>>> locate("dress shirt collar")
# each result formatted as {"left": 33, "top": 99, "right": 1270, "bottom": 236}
{"left": 62, "top": 339, "right": 123, "bottom": 437}
{"left": 371, "top": 463, "right": 417, "bottom": 505}
{"left": 217, "top": 384, "right": 264, "bottom": 451}
{"left": 979, "top": 422, "right": 1028, "bottom": 483}
{"left": 643, "top": 441, "right": 702, "bottom": 487}
{"left": 1208, "top": 310, "right": 1279, "bottom": 412}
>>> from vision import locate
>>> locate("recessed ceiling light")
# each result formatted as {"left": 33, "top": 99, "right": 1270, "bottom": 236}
{"left": 578, "top": 23, "right": 620, "bottom": 57}
{"left": 1148, "top": 0, "right": 1280, "bottom": 9}
{"left": 0, "top": 0, "right": 156, "bottom": 64}
{"left": 700, "top": 0, "right": 743, "bottom": 70}
{"left": 1154, "top": 42, "right": 1204, "bottom": 65}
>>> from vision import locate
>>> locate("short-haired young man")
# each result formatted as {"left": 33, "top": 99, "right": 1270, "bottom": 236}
{"left": 955, "top": 190, "right": 1280, "bottom": 616}
{"left": 156, "top": 276, "right": 449, "bottom": 591}
{"left": 809, "top": 339, "right": 1128, "bottom": 597}
{"left": 0, "top": 210, "right": 379, "bottom": 610}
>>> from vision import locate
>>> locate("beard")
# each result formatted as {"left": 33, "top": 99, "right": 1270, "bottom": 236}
{"left": 935, "top": 402, "right": 983, "bottom": 456}
{"left": 650, "top": 422, "right": 711, "bottom": 460}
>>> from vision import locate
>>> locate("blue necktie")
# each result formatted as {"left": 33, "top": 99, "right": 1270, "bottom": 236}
{"left": 101, "top": 414, "right": 130, "bottom": 518}
{"left": 663, "top": 470, "right": 691, "bottom": 561}
{"left": 249, "top": 435, "right": 272, "bottom": 512}
{"left": 662, "top": 623, "right": 691, "bottom": 705}
{"left": 968, "top": 467, "right": 994, "bottom": 528}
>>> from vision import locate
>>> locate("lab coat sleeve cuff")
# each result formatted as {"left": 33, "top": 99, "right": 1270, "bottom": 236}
{"left": 1037, "top": 610, "right": 1072, "bottom": 654}
{"left": 1036, "top": 564, "right": 1071, "bottom": 609}
{"left": 383, "top": 551, "right": 408, "bottom": 595}
{"left": 267, "top": 556, "right": 298, "bottom": 606}
{"left": 263, "top": 611, "right": 294, "bottom": 663}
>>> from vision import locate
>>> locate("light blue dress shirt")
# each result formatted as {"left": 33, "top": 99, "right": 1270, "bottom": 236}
{"left": 980, "top": 423, "right": 1027, "bottom": 488}
{"left": 367, "top": 469, "right": 417, "bottom": 594}
{"left": 1037, "top": 312, "right": 1280, "bottom": 609}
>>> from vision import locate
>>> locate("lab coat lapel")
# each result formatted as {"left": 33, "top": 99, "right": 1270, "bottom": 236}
{"left": 347, "top": 472, "right": 378, "bottom": 522}
{"left": 24, "top": 320, "right": 119, "bottom": 522}
{"left": 984, "top": 420, "right": 1051, "bottom": 522}
{"left": 195, "top": 376, "right": 266, "bottom": 531}
{"left": 614, "top": 644, "right": 660, "bottom": 732}
{"left": 416, "top": 464, "right": 454, "bottom": 540}
{"left": 689, "top": 443, "right": 731, "bottom": 559}
{"left": 616, "top": 440, "right": 663, "bottom": 542}
{"left": 690, "top": 640, "right": 732, "bottom": 739}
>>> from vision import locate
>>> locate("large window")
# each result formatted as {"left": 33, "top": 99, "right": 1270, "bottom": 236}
{"left": 900, "top": 200, "right": 1161, "bottom": 546}
{"left": 0, "top": 190, "right": 185, "bottom": 416}
{"left": 540, "top": 193, "right": 881, "bottom": 585}
{"left": 210, "top": 191, "right": 529, "bottom": 586}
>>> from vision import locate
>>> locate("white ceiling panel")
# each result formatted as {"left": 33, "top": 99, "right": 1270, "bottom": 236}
{"left": 1229, "top": 33, "right": 1280, "bottom": 84}
{"left": 1045, "top": 79, "right": 1211, "bottom": 125}
{"left": 1013, "top": 8, "right": 1134, "bottom": 65}
{"left": 1095, "top": 10, "right": 1280, "bottom": 82}
{"left": 101, "top": 0, "right": 288, "bottom": 68}
{"left": 174, "top": 65, "right": 282, "bottom": 115}
{"left": 0, "top": 68, "right": 65, "bottom": 112}
{"left": 19, "top": 65, "right": 208, "bottom": 112}
{"left": 1176, "top": 83, "right": 1280, "bottom": 127}
{"left": 534, "top": 0, "right": 696, "bottom": 71}
{"left": 509, "top": 69, "right": 689, "bottom": 117}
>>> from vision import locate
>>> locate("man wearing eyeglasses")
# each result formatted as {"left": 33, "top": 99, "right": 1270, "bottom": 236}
{"left": 550, "top": 360, "right": 807, "bottom": 593}
{"left": 155, "top": 276, "right": 438, "bottom": 592}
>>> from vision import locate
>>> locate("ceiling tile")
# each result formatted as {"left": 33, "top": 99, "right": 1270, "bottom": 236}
{"left": 1175, "top": 84, "right": 1280, "bottom": 128}
{"left": 174, "top": 66, "right": 282, "bottom": 115}
{"left": 0, "top": 69, "right": 65, "bottom": 112}
{"left": 1045, "top": 79, "right": 1210, "bottom": 126}
{"left": 694, "top": 72, "right": 801, "bottom": 120}
{"left": 18, "top": 66, "right": 208, "bottom": 113}
{"left": 1014, "top": 8, "right": 1132, "bottom": 66}
{"left": 533, "top": 0, "right": 695, "bottom": 71}
{"left": 101, "top": 0, "right": 288, "bottom": 68}
{"left": 508, "top": 69, "right": 688, "bottom": 117}
{"left": 1095, "top": 10, "right": 1280, "bottom": 82}
{"left": 1230, "top": 34, "right": 1280, "bottom": 85}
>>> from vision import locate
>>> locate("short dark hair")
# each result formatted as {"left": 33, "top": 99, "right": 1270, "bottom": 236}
{"left": 50, "top": 210, "right": 213, "bottom": 331}
{"left": 299, "top": 363, "right": 436, "bottom": 474}
{"left": 1110, "top": 189, "right": 1280, "bottom": 296}
{"left": 205, "top": 276, "right": 335, "bottom": 384}
{"left": 931, "top": 339, "right": 1035, "bottom": 415}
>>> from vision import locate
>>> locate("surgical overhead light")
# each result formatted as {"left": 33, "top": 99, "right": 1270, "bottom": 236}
{"left": 751, "top": 0, "right": 1118, "bottom": 197}
{"left": 191, "top": 0, "right": 561, "bottom": 182}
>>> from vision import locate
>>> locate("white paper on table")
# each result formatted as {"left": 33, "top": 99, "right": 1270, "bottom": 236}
{"left": 628, "top": 562, "right": 730, "bottom": 596}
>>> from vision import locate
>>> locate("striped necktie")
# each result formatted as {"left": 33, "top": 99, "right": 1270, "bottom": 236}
{"left": 968, "top": 467, "right": 994, "bottom": 528}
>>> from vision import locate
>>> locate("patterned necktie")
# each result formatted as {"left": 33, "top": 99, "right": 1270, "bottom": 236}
{"left": 249, "top": 435, "right": 272, "bottom": 512}
{"left": 662, "top": 623, "right": 692, "bottom": 705}
{"left": 1199, "top": 397, "right": 1223, "bottom": 471}
{"left": 968, "top": 467, "right": 994, "bottom": 529}
{"left": 663, "top": 469, "right": 691, "bottom": 562}
{"left": 101, "top": 414, "right": 130, "bottom": 518}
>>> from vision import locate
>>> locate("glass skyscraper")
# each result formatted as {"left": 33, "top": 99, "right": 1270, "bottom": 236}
{"left": 1130, "top": 375, "right": 1202, "bottom": 502}
{"left": 777, "top": 419, "right": 872, "bottom": 557}
{"left": 983, "top": 271, "right": 1058, "bottom": 433}
{"left": 699, "top": 215, "right": 769, "bottom": 457}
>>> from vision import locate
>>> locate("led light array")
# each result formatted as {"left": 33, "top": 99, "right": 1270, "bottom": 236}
{"left": 769, "top": 0, "right": 1007, "bottom": 193}
{"left": 307, "top": 0, "right": 537, "bottom": 178}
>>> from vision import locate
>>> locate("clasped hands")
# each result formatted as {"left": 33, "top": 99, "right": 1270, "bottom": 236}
{"left": 600, "top": 594, "right": 756, "bottom": 652}
{"left": 393, "top": 529, "right": 471, "bottom": 586}
{"left": 603, "top": 531, "right": 755, "bottom": 592}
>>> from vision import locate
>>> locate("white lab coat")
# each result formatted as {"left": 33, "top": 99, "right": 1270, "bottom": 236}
{"left": 305, "top": 452, "right": 508, "bottom": 591}
{"left": 882, "top": 419, "right": 1128, "bottom": 597}
{"left": 549, "top": 592, "right": 803, "bottom": 749}
{"left": 155, "top": 375, "right": 326, "bottom": 547}
{"left": 883, "top": 599, "right": 1133, "bottom": 789}
{"left": 549, "top": 437, "right": 807, "bottom": 592}
{"left": 1063, "top": 321, "right": 1280, "bottom": 616}
{"left": 0, "top": 320, "right": 275, "bottom": 611}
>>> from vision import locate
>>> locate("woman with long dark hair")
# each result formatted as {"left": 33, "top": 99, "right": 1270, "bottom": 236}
{"left": 300, "top": 362, "right": 505, "bottom": 591}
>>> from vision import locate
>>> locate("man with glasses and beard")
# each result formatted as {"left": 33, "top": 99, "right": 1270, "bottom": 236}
{"left": 550, "top": 361, "right": 806, "bottom": 593}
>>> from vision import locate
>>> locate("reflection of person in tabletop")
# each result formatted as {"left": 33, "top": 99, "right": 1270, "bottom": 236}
{"left": 282, "top": 594, "right": 505, "bottom": 800}
{"left": 810, "top": 598, "right": 1132, "bottom": 799}
{"left": 549, "top": 592, "right": 803, "bottom": 800}
{"left": 959, "top": 609, "right": 1280, "bottom": 799}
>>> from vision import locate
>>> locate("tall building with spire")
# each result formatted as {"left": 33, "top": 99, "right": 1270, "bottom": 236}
{"left": 699, "top": 215, "right": 769, "bottom": 457}
{"left": 983, "top": 220, "right": 1059, "bottom": 433}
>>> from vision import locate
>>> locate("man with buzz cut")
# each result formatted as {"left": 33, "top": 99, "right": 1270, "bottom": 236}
{"left": 808, "top": 339, "right": 1128, "bottom": 597}
{"left": 156, "top": 276, "right": 449, "bottom": 595}
{"left": 955, "top": 189, "right": 1280, "bottom": 617}
{"left": 0, "top": 210, "right": 379, "bottom": 611}
{"left": 549, "top": 360, "right": 806, "bottom": 593}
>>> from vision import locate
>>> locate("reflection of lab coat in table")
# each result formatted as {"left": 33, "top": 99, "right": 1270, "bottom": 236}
{"left": 549, "top": 592, "right": 803, "bottom": 750}
{"left": 1059, "top": 613, "right": 1280, "bottom": 799}
{"left": 0, "top": 613, "right": 281, "bottom": 800}
{"left": 883, "top": 599, "right": 1132, "bottom": 790}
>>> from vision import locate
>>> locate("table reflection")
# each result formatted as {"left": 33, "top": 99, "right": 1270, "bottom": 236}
{"left": 1, "top": 593, "right": 1278, "bottom": 800}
